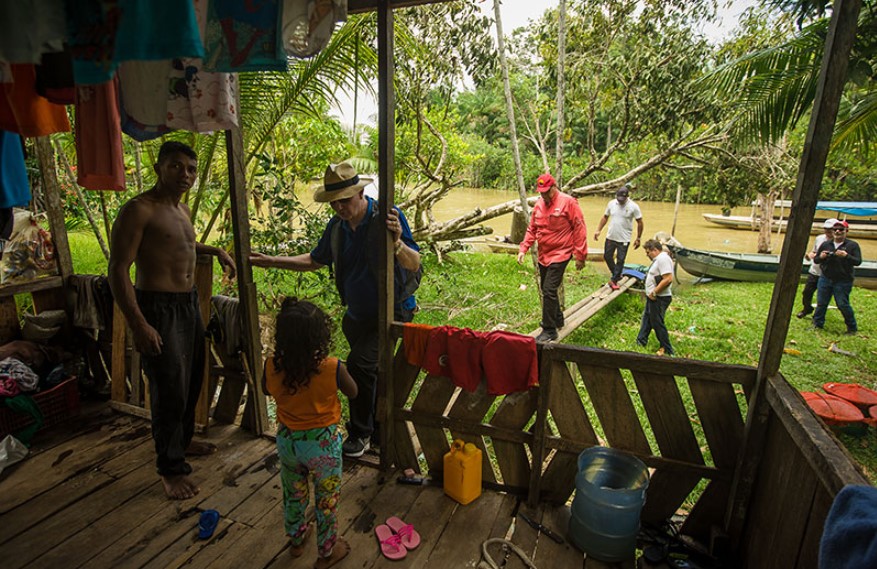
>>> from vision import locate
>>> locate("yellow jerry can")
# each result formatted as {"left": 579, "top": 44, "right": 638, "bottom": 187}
{"left": 443, "top": 439, "right": 482, "bottom": 505}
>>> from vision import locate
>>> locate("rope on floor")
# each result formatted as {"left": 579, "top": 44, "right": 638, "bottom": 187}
{"left": 478, "top": 537, "right": 539, "bottom": 569}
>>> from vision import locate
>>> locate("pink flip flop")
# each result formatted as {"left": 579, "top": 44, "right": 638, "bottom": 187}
{"left": 386, "top": 516, "right": 421, "bottom": 550}
{"left": 375, "top": 524, "right": 407, "bottom": 560}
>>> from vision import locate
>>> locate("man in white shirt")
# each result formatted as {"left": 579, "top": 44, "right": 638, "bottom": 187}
{"left": 798, "top": 218, "right": 838, "bottom": 318}
{"left": 593, "top": 185, "right": 644, "bottom": 290}
{"left": 636, "top": 239, "right": 674, "bottom": 356}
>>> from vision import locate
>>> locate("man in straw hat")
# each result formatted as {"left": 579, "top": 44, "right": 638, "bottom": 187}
{"left": 251, "top": 161, "right": 421, "bottom": 458}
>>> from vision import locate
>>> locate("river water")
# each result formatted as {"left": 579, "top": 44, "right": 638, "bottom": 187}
{"left": 429, "top": 187, "right": 877, "bottom": 261}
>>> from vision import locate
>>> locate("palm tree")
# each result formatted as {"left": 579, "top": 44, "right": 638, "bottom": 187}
{"left": 703, "top": 1, "right": 876, "bottom": 154}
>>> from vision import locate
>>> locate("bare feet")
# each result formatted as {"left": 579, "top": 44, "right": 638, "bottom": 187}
{"left": 161, "top": 474, "right": 200, "bottom": 500}
{"left": 186, "top": 441, "right": 218, "bottom": 456}
{"left": 290, "top": 523, "right": 314, "bottom": 557}
{"left": 314, "top": 538, "right": 350, "bottom": 569}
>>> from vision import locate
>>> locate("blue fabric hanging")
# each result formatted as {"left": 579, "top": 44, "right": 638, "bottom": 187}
{"left": 0, "top": 131, "right": 31, "bottom": 209}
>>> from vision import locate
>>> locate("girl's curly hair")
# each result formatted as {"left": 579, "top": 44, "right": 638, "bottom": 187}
{"left": 272, "top": 297, "right": 333, "bottom": 393}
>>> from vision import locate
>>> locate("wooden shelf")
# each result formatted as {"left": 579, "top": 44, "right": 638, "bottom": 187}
{"left": 0, "top": 275, "right": 64, "bottom": 298}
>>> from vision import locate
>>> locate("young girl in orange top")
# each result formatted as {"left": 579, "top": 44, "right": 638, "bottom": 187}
{"left": 264, "top": 298, "right": 358, "bottom": 569}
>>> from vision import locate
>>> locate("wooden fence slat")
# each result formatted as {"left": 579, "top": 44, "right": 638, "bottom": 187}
{"left": 795, "top": 488, "right": 833, "bottom": 569}
{"left": 550, "top": 360, "right": 598, "bottom": 444}
{"left": 491, "top": 390, "right": 537, "bottom": 489}
{"left": 639, "top": 469, "right": 701, "bottom": 525}
{"left": 632, "top": 370, "right": 704, "bottom": 464}
{"left": 578, "top": 364, "right": 651, "bottom": 455}
{"left": 688, "top": 378, "right": 745, "bottom": 470}
{"left": 680, "top": 479, "right": 732, "bottom": 542}
{"left": 410, "top": 375, "right": 457, "bottom": 472}
{"left": 391, "top": 349, "right": 420, "bottom": 470}
{"left": 448, "top": 383, "right": 498, "bottom": 484}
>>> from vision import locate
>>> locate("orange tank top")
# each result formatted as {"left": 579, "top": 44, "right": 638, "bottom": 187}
{"left": 266, "top": 356, "right": 341, "bottom": 430}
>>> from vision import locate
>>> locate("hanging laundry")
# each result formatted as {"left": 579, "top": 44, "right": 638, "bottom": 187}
{"left": 0, "top": 64, "right": 70, "bottom": 137}
{"left": 422, "top": 326, "right": 487, "bottom": 392}
{"left": 481, "top": 331, "right": 539, "bottom": 395}
{"left": 75, "top": 79, "right": 125, "bottom": 191}
{"left": 0, "top": 131, "right": 31, "bottom": 209}
{"left": 203, "top": 0, "right": 288, "bottom": 72}
{"left": 166, "top": 0, "right": 239, "bottom": 133}
{"left": 66, "top": 0, "right": 204, "bottom": 85}
{"left": 35, "top": 50, "right": 76, "bottom": 105}
{"left": 402, "top": 322, "right": 433, "bottom": 368}
{"left": 117, "top": 60, "right": 173, "bottom": 141}
{"left": 0, "top": 0, "right": 66, "bottom": 65}
{"left": 0, "top": 61, "right": 12, "bottom": 84}
{"left": 279, "top": 0, "right": 347, "bottom": 59}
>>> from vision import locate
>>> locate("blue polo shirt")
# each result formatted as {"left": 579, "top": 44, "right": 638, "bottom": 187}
{"left": 311, "top": 198, "right": 419, "bottom": 321}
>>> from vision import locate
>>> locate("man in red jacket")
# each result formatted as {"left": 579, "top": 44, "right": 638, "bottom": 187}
{"left": 517, "top": 174, "right": 588, "bottom": 342}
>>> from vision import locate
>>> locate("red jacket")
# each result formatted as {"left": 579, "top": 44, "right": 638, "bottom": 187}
{"left": 519, "top": 191, "right": 588, "bottom": 265}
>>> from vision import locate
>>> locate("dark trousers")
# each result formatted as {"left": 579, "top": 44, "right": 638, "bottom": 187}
{"left": 539, "top": 259, "right": 570, "bottom": 331}
{"left": 343, "top": 306, "right": 413, "bottom": 441}
{"left": 813, "top": 276, "right": 857, "bottom": 332}
{"left": 637, "top": 295, "right": 673, "bottom": 355}
{"left": 800, "top": 273, "right": 819, "bottom": 313}
{"left": 604, "top": 239, "right": 630, "bottom": 283}
{"left": 137, "top": 290, "right": 205, "bottom": 477}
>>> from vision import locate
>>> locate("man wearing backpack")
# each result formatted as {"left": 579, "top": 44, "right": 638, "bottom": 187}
{"left": 251, "top": 161, "right": 421, "bottom": 458}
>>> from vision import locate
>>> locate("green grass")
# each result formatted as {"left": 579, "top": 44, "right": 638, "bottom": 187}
{"left": 67, "top": 233, "right": 877, "bottom": 481}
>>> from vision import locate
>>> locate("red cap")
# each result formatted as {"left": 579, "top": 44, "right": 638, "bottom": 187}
{"left": 833, "top": 220, "right": 850, "bottom": 229}
{"left": 536, "top": 173, "right": 556, "bottom": 192}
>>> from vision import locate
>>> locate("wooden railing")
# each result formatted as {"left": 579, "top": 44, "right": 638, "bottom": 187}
{"left": 386, "top": 323, "right": 758, "bottom": 543}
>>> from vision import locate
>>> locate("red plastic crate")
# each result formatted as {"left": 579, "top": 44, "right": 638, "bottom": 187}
{"left": 0, "top": 377, "right": 80, "bottom": 438}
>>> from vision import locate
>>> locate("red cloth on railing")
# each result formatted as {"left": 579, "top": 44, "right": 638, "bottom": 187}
{"left": 421, "top": 326, "right": 538, "bottom": 395}
{"left": 482, "top": 330, "right": 539, "bottom": 395}
{"left": 402, "top": 322, "right": 433, "bottom": 368}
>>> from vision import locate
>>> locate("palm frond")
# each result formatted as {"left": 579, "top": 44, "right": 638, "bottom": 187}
{"left": 832, "top": 88, "right": 877, "bottom": 154}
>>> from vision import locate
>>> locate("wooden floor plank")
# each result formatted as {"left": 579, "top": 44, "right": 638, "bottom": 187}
{"left": 534, "top": 504, "right": 586, "bottom": 569}
{"left": 0, "top": 414, "right": 146, "bottom": 513}
{"left": 423, "top": 490, "right": 507, "bottom": 568}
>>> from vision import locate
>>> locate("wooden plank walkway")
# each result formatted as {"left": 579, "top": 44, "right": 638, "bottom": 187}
{"left": 530, "top": 274, "right": 639, "bottom": 343}
{"left": 0, "top": 404, "right": 630, "bottom": 569}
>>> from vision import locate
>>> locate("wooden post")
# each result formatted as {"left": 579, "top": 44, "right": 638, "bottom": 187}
{"left": 671, "top": 184, "right": 683, "bottom": 237}
{"left": 34, "top": 137, "right": 73, "bottom": 279}
{"left": 528, "top": 348, "right": 554, "bottom": 508}
{"left": 725, "top": 0, "right": 862, "bottom": 545}
{"left": 377, "top": 0, "right": 396, "bottom": 471}
{"left": 224, "top": 125, "right": 269, "bottom": 435}
{"left": 194, "top": 255, "right": 214, "bottom": 430}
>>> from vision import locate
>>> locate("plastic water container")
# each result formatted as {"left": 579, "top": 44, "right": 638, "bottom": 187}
{"left": 443, "top": 439, "right": 482, "bottom": 505}
{"left": 568, "top": 446, "right": 650, "bottom": 562}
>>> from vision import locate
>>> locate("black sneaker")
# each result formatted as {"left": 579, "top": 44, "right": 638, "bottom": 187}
{"left": 536, "top": 329, "right": 558, "bottom": 342}
{"left": 796, "top": 310, "right": 812, "bottom": 319}
{"left": 342, "top": 437, "right": 370, "bottom": 458}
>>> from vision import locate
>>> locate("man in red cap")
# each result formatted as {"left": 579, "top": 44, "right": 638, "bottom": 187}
{"left": 517, "top": 173, "right": 588, "bottom": 342}
{"left": 812, "top": 220, "right": 861, "bottom": 335}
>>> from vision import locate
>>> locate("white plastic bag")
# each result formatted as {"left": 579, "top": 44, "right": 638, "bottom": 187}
{"left": 0, "top": 434, "right": 29, "bottom": 474}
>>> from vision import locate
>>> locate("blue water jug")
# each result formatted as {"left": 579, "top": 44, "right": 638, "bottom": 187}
{"left": 568, "top": 446, "right": 650, "bottom": 562}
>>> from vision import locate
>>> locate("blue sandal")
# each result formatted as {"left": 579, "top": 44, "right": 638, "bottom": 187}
{"left": 198, "top": 509, "right": 220, "bottom": 540}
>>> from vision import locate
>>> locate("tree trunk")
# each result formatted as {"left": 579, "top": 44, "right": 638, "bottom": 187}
{"left": 554, "top": 0, "right": 567, "bottom": 187}
{"left": 756, "top": 191, "right": 776, "bottom": 253}
{"left": 53, "top": 140, "right": 111, "bottom": 260}
{"left": 493, "top": 0, "right": 529, "bottom": 218}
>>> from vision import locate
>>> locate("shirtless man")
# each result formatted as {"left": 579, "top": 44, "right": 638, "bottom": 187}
{"left": 108, "top": 141, "right": 236, "bottom": 500}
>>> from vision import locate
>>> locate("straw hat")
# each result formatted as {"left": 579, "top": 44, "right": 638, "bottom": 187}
{"left": 312, "top": 162, "right": 373, "bottom": 203}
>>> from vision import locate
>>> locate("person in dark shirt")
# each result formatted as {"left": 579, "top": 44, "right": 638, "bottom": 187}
{"left": 812, "top": 220, "right": 862, "bottom": 335}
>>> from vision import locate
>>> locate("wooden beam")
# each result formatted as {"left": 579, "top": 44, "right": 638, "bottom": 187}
{"left": 376, "top": 0, "right": 396, "bottom": 471}
{"left": 726, "top": 0, "right": 863, "bottom": 544}
{"left": 224, "top": 125, "right": 269, "bottom": 434}
{"left": 527, "top": 353, "right": 554, "bottom": 508}
{"left": 348, "top": 0, "right": 454, "bottom": 14}
{"left": 34, "top": 137, "right": 73, "bottom": 279}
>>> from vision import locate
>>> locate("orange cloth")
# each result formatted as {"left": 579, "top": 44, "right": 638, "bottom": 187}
{"left": 0, "top": 64, "right": 70, "bottom": 137}
{"left": 74, "top": 78, "right": 125, "bottom": 191}
{"left": 402, "top": 322, "right": 434, "bottom": 367}
{"left": 265, "top": 356, "right": 342, "bottom": 430}
{"left": 482, "top": 331, "right": 539, "bottom": 395}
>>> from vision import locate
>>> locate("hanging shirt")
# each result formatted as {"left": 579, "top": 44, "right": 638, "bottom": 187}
{"left": 75, "top": 79, "right": 126, "bottom": 191}
{"left": 279, "top": 0, "right": 347, "bottom": 58}
{"left": 0, "top": 0, "right": 66, "bottom": 64}
{"left": 0, "top": 64, "right": 70, "bottom": 137}
{"left": 117, "top": 60, "right": 174, "bottom": 141}
{"left": 202, "top": 0, "right": 288, "bottom": 72}
{"left": 519, "top": 191, "right": 588, "bottom": 266}
{"left": 0, "top": 131, "right": 31, "bottom": 209}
